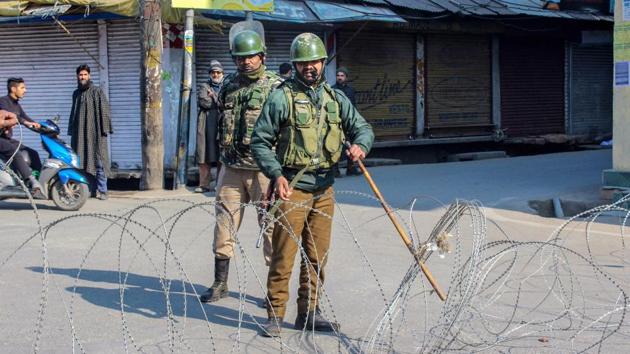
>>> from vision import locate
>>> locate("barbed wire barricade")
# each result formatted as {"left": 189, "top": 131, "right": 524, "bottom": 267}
{"left": 1, "top": 156, "right": 629, "bottom": 353}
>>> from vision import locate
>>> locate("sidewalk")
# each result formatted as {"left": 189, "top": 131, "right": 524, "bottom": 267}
{"left": 108, "top": 149, "right": 610, "bottom": 211}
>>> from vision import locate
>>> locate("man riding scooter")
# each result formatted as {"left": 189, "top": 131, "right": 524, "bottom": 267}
{"left": 0, "top": 78, "right": 44, "bottom": 197}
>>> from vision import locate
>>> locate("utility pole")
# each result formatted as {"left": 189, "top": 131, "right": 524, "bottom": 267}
{"left": 173, "top": 9, "right": 194, "bottom": 189}
{"left": 140, "top": 0, "right": 164, "bottom": 190}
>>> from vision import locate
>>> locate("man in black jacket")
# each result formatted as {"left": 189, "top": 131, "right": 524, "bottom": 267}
{"left": 332, "top": 66, "right": 356, "bottom": 105}
{"left": 331, "top": 67, "right": 361, "bottom": 176}
{"left": 68, "top": 64, "right": 113, "bottom": 200}
{"left": 0, "top": 78, "right": 43, "bottom": 195}
{"left": 0, "top": 110, "right": 17, "bottom": 131}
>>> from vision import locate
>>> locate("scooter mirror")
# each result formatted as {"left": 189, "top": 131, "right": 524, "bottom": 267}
{"left": 52, "top": 114, "right": 60, "bottom": 123}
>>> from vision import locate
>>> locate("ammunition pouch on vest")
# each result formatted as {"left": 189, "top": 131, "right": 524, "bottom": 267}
{"left": 277, "top": 82, "right": 344, "bottom": 171}
{"left": 220, "top": 74, "right": 274, "bottom": 149}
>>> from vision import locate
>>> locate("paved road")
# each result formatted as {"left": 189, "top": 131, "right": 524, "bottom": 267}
{"left": 1, "top": 150, "right": 627, "bottom": 353}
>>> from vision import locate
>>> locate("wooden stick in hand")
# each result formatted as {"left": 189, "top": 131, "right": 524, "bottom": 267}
{"left": 344, "top": 142, "right": 447, "bottom": 301}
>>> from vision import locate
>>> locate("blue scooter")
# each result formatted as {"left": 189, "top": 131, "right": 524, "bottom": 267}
{"left": 0, "top": 119, "right": 89, "bottom": 211}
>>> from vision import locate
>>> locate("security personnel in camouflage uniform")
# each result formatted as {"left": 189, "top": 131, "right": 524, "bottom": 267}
{"left": 199, "top": 30, "right": 282, "bottom": 303}
{"left": 251, "top": 33, "right": 374, "bottom": 337}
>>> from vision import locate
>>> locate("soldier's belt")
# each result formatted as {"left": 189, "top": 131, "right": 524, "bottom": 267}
{"left": 283, "top": 166, "right": 332, "bottom": 175}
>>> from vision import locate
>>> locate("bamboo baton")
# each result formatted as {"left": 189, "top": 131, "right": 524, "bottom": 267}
{"left": 345, "top": 142, "right": 447, "bottom": 301}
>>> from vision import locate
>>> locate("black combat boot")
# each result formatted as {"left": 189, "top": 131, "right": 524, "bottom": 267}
{"left": 294, "top": 309, "right": 340, "bottom": 332}
{"left": 199, "top": 258, "right": 229, "bottom": 302}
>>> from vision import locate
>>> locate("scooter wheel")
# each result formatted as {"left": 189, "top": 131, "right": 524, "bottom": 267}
{"left": 50, "top": 179, "right": 89, "bottom": 211}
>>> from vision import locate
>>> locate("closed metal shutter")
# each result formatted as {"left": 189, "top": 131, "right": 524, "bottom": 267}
{"left": 500, "top": 38, "right": 565, "bottom": 137}
{"left": 337, "top": 31, "right": 415, "bottom": 140}
{"left": 107, "top": 19, "right": 142, "bottom": 170}
{"left": 195, "top": 28, "right": 233, "bottom": 82}
{"left": 266, "top": 30, "right": 304, "bottom": 77}
{"left": 425, "top": 34, "right": 492, "bottom": 138}
{"left": 568, "top": 45, "right": 612, "bottom": 137}
{"left": 0, "top": 22, "right": 100, "bottom": 157}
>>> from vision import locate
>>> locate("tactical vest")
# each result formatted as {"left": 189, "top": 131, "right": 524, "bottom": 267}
{"left": 220, "top": 72, "right": 277, "bottom": 150}
{"left": 276, "top": 82, "right": 344, "bottom": 171}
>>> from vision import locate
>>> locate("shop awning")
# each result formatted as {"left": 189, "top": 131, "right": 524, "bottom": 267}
{"left": 0, "top": 1, "right": 223, "bottom": 26}
{"left": 305, "top": 1, "right": 405, "bottom": 23}
{"left": 377, "top": 0, "right": 612, "bottom": 21}
{"left": 201, "top": 0, "right": 406, "bottom": 24}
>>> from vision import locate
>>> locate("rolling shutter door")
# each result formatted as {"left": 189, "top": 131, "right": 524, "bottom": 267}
{"left": 107, "top": 20, "right": 142, "bottom": 170}
{"left": 569, "top": 45, "right": 612, "bottom": 136}
{"left": 265, "top": 30, "right": 303, "bottom": 77}
{"left": 337, "top": 31, "right": 415, "bottom": 140}
{"left": 425, "top": 34, "right": 492, "bottom": 138}
{"left": 195, "top": 28, "right": 233, "bottom": 83}
{"left": 500, "top": 38, "right": 565, "bottom": 137}
{"left": 0, "top": 22, "right": 100, "bottom": 157}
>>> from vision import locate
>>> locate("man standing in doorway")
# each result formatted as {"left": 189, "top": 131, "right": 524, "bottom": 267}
{"left": 68, "top": 64, "right": 113, "bottom": 200}
{"left": 251, "top": 33, "right": 374, "bottom": 337}
{"left": 195, "top": 60, "right": 224, "bottom": 193}
{"left": 198, "top": 29, "right": 281, "bottom": 303}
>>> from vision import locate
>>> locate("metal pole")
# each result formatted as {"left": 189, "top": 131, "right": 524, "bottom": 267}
{"left": 174, "top": 9, "right": 194, "bottom": 189}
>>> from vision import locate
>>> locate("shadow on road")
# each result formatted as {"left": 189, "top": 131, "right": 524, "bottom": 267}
{"left": 0, "top": 200, "right": 60, "bottom": 210}
{"left": 27, "top": 266, "right": 268, "bottom": 332}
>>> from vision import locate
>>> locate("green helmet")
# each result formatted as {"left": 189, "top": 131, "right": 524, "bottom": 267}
{"left": 231, "top": 30, "right": 265, "bottom": 57}
{"left": 290, "top": 33, "right": 327, "bottom": 62}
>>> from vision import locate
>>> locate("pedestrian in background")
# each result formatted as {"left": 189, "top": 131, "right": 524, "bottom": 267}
{"left": 68, "top": 64, "right": 113, "bottom": 200}
{"left": 278, "top": 62, "right": 292, "bottom": 81}
{"left": 195, "top": 59, "right": 224, "bottom": 193}
{"left": 332, "top": 66, "right": 361, "bottom": 176}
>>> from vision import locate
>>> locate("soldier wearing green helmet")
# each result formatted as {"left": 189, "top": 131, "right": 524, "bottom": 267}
{"left": 251, "top": 33, "right": 374, "bottom": 337}
{"left": 231, "top": 30, "right": 266, "bottom": 56}
{"left": 198, "top": 28, "right": 281, "bottom": 304}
